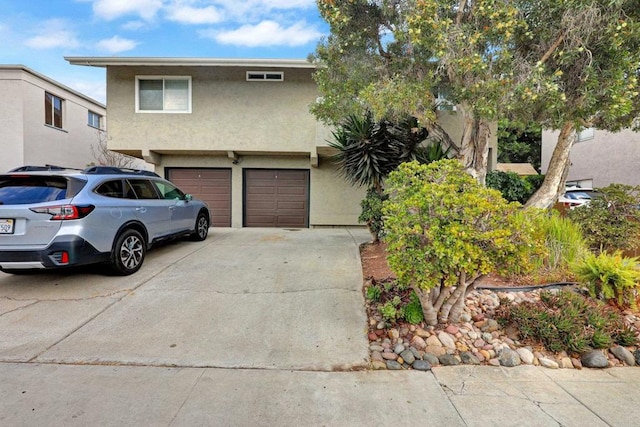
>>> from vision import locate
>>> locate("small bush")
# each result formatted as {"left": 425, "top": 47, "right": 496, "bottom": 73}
{"left": 359, "top": 188, "right": 388, "bottom": 243}
{"left": 486, "top": 171, "right": 544, "bottom": 204}
{"left": 571, "top": 251, "right": 640, "bottom": 309}
{"left": 567, "top": 184, "right": 640, "bottom": 253}
{"left": 497, "top": 290, "right": 636, "bottom": 353}
{"left": 379, "top": 296, "right": 404, "bottom": 324}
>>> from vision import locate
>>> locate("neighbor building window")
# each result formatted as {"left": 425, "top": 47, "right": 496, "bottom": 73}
{"left": 88, "top": 111, "right": 103, "bottom": 129}
{"left": 136, "top": 76, "right": 191, "bottom": 113}
{"left": 45, "top": 92, "right": 63, "bottom": 129}
{"left": 576, "top": 127, "right": 595, "bottom": 142}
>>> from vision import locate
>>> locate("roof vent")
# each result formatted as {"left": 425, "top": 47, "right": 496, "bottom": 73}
{"left": 246, "top": 71, "right": 284, "bottom": 82}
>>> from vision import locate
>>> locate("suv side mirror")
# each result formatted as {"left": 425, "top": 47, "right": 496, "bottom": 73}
{"left": 185, "top": 194, "right": 193, "bottom": 202}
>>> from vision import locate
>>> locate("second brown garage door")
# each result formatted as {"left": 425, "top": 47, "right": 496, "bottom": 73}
{"left": 244, "top": 169, "right": 309, "bottom": 228}
{"left": 167, "top": 168, "right": 231, "bottom": 227}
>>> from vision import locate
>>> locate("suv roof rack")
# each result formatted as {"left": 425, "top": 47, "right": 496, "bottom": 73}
{"left": 82, "top": 166, "right": 160, "bottom": 177}
{"left": 8, "top": 164, "right": 81, "bottom": 172}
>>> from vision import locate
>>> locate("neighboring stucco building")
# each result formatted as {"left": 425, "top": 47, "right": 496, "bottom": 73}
{"left": 0, "top": 65, "right": 107, "bottom": 172}
{"left": 542, "top": 128, "right": 640, "bottom": 189}
{"left": 66, "top": 57, "right": 497, "bottom": 228}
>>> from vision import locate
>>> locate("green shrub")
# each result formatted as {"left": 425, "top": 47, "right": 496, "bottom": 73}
{"left": 486, "top": 170, "right": 532, "bottom": 203}
{"left": 567, "top": 184, "right": 640, "bottom": 253}
{"left": 498, "top": 290, "right": 637, "bottom": 353}
{"left": 359, "top": 188, "right": 388, "bottom": 243}
{"left": 571, "top": 251, "right": 640, "bottom": 309}
{"left": 383, "top": 160, "right": 544, "bottom": 325}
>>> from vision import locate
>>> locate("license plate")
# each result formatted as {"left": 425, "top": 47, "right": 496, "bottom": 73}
{"left": 0, "top": 219, "right": 15, "bottom": 234}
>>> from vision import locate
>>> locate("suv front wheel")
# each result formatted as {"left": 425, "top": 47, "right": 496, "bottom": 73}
{"left": 111, "top": 229, "right": 146, "bottom": 275}
{"left": 189, "top": 211, "right": 209, "bottom": 241}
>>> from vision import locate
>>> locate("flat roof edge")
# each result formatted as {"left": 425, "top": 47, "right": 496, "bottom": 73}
{"left": 65, "top": 57, "right": 317, "bottom": 69}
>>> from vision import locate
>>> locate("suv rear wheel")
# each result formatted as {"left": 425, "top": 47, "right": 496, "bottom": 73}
{"left": 111, "top": 229, "right": 145, "bottom": 275}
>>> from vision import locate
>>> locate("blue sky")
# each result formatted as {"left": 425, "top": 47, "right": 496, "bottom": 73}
{"left": 0, "top": 0, "right": 328, "bottom": 103}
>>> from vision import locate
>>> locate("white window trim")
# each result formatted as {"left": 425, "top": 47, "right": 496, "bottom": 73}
{"left": 135, "top": 76, "right": 192, "bottom": 114}
{"left": 246, "top": 71, "right": 284, "bottom": 82}
{"left": 88, "top": 111, "right": 103, "bottom": 129}
{"left": 576, "top": 127, "right": 595, "bottom": 142}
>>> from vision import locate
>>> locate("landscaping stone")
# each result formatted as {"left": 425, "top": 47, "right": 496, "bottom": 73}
{"left": 394, "top": 343, "right": 405, "bottom": 354}
{"left": 410, "top": 336, "right": 426, "bottom": 350}
{"left": 381, "top": 352, "right": 398, "bottom": 361}
{"left": 426, "top": 335, "right": 442, "bottom": 347}
{"left": 412, "top": 360, "right": 432, "bottom": 371}
{"left": 369, "top": 344, "right": 384, "bottom": 352}
{"left": 611, "top": 346, "right": 636, "bottom": 366}
{"left": 559, "top": 357, "right": 574, "bottom": 369}
{"left": 635, "top": 349, "right": 640, "bottom": 366}
{"left": 460, "top": 351, "right": 481, "bottom": 365}
{"left": 388, "top": 328, "right": 399, "bottom": 341}
{"left": 539, "top": 357, "right": 559, "bottom": 369}
{"left": 372, "top": 361, "right": 387, "bottom": 370}
{"left": 400, "top": 350, "right": 416, "bottom": 365}
{"left": 581, "top": 351, "right": 609, "bottom": 369}
{"left": 423, "top": 353, "right": 440, "bottom": 366}
{"left": 498, "top": 347, "right": 521, "bottom": 367}
{"left": 438, "top": 332, "right": 456, "bottom": 350}
{"left": 481, "top": 319, "right": 500, "bottom": 333}
{"left": 371, "top": 351, "right": 384, "bottom": 362}
{"left": 516, "top": 348, "right": 535, "bottom": 365}
{"left": 386, "top": 360, "right": 402, "bottom": 370}
{"left": 438, "top": 354, "right": 460, "bottom": 366}
{"left": 425, "top": 346, "right": 446, "bottom": 357}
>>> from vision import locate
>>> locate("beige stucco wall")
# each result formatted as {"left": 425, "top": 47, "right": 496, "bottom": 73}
{"left": 107, "top": 66, "right": 319, "bottom": 157}
{"left": 542, "top": 128, "right": 640, "bottom": 188}
{"left": 0, "top": 67, "right": 107, "bottom": 172}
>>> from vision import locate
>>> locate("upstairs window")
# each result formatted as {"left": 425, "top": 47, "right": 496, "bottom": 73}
{"left": 576, "top": 127, "right": 595, "bottom": 142}
{"left": 136, "top": 76, "right": 191, "bottom": 113}
{"left": 45, "top": 92, "right": 64, "bottom": 129}
{"left": 88, "top": 111, "right": 103, "bottom": 129}
{"left": 246, "top": 71, "right": 284, "bottom": 82}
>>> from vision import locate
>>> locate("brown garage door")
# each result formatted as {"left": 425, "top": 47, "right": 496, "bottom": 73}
{"left": 244, "top": 169, "right": 309, "bottom": 228}
{"left": 167, "top": 168, "right": 231, "bottom": 227}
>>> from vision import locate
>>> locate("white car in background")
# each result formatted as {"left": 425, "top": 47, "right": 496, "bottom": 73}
{"left": 558, "top": 186, "right": 598, "bottom": 209}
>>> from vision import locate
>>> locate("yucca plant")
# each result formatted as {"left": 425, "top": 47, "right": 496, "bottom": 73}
{"left": 572, "top": 251, "right": 640, "bottom": 310}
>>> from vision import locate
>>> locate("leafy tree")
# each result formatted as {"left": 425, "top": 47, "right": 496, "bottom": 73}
{"left": 512, "top": 0, "right": 640, "bottom": 208}
{"left": 383, "top": 160, "right": 543, "bottom": 325}
{"left": 312, "top": 0, "right": 640, "bottom": 197}
{"left": 497, "top": 119, "right": 541, "bottom": 172}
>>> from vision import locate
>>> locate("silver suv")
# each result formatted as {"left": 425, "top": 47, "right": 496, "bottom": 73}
{"left": 0, "top": 166, "right": 210, "bottom": 275}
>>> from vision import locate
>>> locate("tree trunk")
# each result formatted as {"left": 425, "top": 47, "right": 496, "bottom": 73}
{"left": 455, "top": 105, "right": 491, "bottom": 185}
{"left": 525, "top": 122, "right": 575, "bottom": 208}
{"left": 414, "top": 287, "right": 438, "bottom": 326}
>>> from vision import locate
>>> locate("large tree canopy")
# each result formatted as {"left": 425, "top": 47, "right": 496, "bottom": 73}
{"left": 311, "top": 0, "right": 640, "bottom": 201}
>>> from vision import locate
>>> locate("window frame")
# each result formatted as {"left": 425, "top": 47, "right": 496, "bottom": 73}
{"left": 576, "top": 127, "right": 595, "bottom": 142}
{"left": 135, "top": 76, "right": 192, "bottom": 114}
{"left": 88, "top": 110, "right": 103, "bottom": 129}
{"left": 45, "top": 92, "right": 64, "bottom": 129}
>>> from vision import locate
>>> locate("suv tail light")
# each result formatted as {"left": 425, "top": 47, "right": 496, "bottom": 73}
{"left": 30, "top": 205, "right": 95, "bottom": 220}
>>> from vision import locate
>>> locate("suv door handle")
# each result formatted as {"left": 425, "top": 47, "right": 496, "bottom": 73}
{"left": 135, "top": 207, "right": 147, "bottom": 213}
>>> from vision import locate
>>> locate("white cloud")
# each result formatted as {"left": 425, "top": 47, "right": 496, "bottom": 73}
{"left": 24, "top": 19, "right": 80, "bottom": 50}
{"left": 207, "top": 20, "right": 321, "bottom": 47}
{"left": 92, "top": 0, "right": 163, "bottom": 21}
{"left": 121, "top": 20, "right": 148, "bottom": 31}
{"left": 97, "top": 35, "right": 139, "bottom": 53}
{"left": 166, "top": 5, "right": 223, "bottom": 24}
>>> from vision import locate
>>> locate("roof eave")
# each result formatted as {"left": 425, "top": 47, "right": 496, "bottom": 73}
{"left": 65, "top": 57, "right": 317, "bottom": 69}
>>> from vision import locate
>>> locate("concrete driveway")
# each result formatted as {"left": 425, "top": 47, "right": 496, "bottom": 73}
{"left": 1, "top": 228, "right": 638, "bottom": 426}
{"left": 0, "top": 228, "right": 371, "bottom": 370}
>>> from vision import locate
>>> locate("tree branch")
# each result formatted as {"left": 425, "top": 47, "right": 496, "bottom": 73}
{"left": 539, "top": 32, "right": 565, "bottom": 65}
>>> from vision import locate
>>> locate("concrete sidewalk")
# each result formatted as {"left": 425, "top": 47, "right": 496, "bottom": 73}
{"left": 1, "top": 363, "right": 638, "bottom": 426}
{"left": 0, "top": 228, "right": 638, "bottom": 426}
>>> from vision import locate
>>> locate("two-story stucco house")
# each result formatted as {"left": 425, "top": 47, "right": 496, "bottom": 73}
{"left": 0, "top": 65, "right": 108, "bottom": 173}
{"left": 66, "top": 57, "right": 496, "bottom": 228}
{"left": 542, "top": 127, "right": 640, "bottom": 189}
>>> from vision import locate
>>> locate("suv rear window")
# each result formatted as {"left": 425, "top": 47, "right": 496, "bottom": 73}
{"left": 0, "top": 176, "right": 79, "bottom": 205}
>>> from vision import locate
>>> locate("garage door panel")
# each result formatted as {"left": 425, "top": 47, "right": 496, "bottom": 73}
{"left": 244, "top": 169, "right": 309, "bottom": 228}
{"left": 168, "top": 168, "right": 231, "bottom": 227}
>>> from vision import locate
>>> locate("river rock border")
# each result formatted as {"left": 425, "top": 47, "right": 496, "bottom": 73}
{"left": 366, "top": 287, "right": 640, "bottom": 370}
